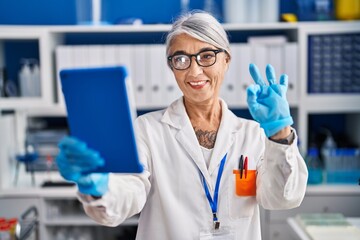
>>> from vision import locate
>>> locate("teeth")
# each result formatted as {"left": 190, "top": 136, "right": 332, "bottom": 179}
{"left": 189, "top": 81, "right": 206, "bottom": 86}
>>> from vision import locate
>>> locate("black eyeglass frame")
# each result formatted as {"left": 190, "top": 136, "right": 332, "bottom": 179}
{"left": 167, "top": 49, "right": 227, "bottom": 70}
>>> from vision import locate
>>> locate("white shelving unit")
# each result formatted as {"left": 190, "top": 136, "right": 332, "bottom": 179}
{"left": 0, "top": 21, "right": 360, "bottom": 240}
{"left": 261, "top": 185, "right": 360, "bottom": 240}
{"left": 0, "top": 187, "right": 139, "bottom": 239}
{"left": 0, "top": 27, "right": 57, "bottom": 110}
{"left": 297, "top": 22, "right": 360, "bottom": 153}
{"left": 1, "top": 22, "right": 358, "bottom": 138}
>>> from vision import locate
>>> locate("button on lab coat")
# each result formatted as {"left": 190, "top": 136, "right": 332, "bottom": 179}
{"left": 79, "top": 97, "right": 308, "bottom": 240}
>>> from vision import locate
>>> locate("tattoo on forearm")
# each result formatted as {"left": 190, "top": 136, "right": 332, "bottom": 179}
{"left": 194, "top": 128, "right": 218, "bottom": 149}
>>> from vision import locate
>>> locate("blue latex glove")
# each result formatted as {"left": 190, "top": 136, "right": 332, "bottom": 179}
{"left": 247, "top": 63, "right": 293, "bottom": 137}
{"left": 56, "top": 136, "right": 109, "bottom": 196}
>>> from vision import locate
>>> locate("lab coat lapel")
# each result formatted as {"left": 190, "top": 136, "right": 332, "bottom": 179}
{"left": 161, "top": 98, "right": 212, "bottom": 185}
{"left": 208, "top": 100, "right": 240, "bottom": 175}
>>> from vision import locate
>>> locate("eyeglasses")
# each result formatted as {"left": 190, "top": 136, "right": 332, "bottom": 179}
{"left": 167, "top": 49, "right": 226, "bottom": 70}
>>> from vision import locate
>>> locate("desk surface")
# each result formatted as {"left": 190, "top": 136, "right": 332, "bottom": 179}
{"left": 287, "top": 217, "right": 360, "bottom": 240}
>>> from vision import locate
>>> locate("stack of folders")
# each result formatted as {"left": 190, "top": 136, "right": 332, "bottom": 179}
{"left": 308, "top": 33, "right": 360, "bottom": 93}
{"left": 55, "top": 44, "right": 182, "bottom": 110}
{"left": 224, "top": 36, "right": 298, "bottom": 107}
{"left": 296, "top": 213, "right": 360, "bottom": 240}
{"left": 56, "top": 38, "right": 298, "bottom": 109}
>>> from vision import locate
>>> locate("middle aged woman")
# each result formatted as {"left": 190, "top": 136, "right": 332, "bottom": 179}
{"left": 56, "top": 11, "right": 308, "bottom": 240}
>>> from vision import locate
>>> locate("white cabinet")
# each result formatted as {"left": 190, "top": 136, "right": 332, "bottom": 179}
{"left": 0, "top": 27, "right": 59, "bottom": 110}
{"left": 0, "top": 197, "right": 40, "bottom": 218}
{"left": 0, "top": 188, "right": 138, "bottom": 240}
{"left": 261, "top": 185, "right": 360, "bottom": 240}
{"left": 296, "top": 21, "right": 360, "bottom": 152}
{"left": 0, "top": 197, "right": 41, "bottom": 240}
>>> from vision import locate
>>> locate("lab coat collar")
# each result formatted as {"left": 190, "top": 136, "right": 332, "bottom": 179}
{"left": 161, "top": 97, "right": 241, "bottom": 184}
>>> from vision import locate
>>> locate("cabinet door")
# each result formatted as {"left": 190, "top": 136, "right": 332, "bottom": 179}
{"left": 268, "top": 194, "right": 360, "bottom": 222}
{"left": 269, "top": 223, "right": 295, "bottom": 240}
{"left": 0, "top": 197, "right": 40, "bottom": 218}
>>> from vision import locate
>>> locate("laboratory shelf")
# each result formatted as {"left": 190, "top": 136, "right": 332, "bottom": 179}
{"left": 44, "top": 215, "right": 139, "bottom": 226}
{"left": 0, "top": 27, "right": 55, "bottom": 110}
{"left": 44, "top": 216, "right": 100, "bottom": 226}
{"left": 302, "top": 95, "right": 360, "bottom": 113}
{"left": 305, "top": 184, "right": 360, "bottom": 195}
{"left": 0, "top": 186, "right": 77, "bottom": 198}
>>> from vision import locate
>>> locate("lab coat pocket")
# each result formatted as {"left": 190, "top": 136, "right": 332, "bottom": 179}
{"left": 233, "top": 170, "right": 256, "bottom": 196}
{"left": 228, "top": 170, "right": 257, "bottom": 220}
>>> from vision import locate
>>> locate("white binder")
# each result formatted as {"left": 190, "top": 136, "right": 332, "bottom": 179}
{"left": 55, "top": 46, "right": 74, "bottom": 107}
{"left": 72, "top": 45, "right": 89, "bottom": 67}
{"left": 87, "top": 45, "right": 104, "bottom": 67}
{"left": 284, "top": 43, "right": 298, "bottom": 105}
{"left": 238, "top": 44, "right": 252, "bottom": 106}
{"left": 267, "top": 44, "right": 284, "bottom": 77}
{"left": 102, "top": 45, "right": 118, "bottom": 66}
{"left": 222, "top": 43, "right": 241, "bottom": 107}
{"left": 132, "top": 45, "right": 149, "bottom": 108}
{"left": 116, "top": 45, "right": 133, "bottom": 78}
{"left": 148, "top": 45, "right": 165, "bottom": 108}
{"left": 163, "top": 64, "right": 181, "bottom": 106}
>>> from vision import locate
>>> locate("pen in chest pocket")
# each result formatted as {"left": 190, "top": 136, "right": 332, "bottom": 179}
{"left": 244, "top": 156, "right": 248, "bottom": 178}
{"left": 239, "top": 155, "right": 244, "bottom": 179}
{"left": 238, "top": 155, "right": 248, "bottom": 179}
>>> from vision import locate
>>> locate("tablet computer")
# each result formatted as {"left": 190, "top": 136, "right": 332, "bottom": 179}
{"left": 60, "top": 66, "right": 143, "bottom": 173}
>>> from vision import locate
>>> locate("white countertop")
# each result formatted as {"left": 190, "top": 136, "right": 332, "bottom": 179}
{"left": 1, "top": 184, "right": 359, "bottom": 198}
{"left": 0, "top": 186, "right": 78, "bottom": 198}
{"left": 287, "top": 217, "right": 360, "bottom": 240}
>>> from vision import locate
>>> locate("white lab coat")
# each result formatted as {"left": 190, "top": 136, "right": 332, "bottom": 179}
{"left": 79, "top": 97, "right": 308, "bottom": 240}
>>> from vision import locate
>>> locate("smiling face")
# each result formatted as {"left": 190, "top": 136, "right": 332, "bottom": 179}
{"left": 168, "top": 33, "right": 230, "bottom": 105}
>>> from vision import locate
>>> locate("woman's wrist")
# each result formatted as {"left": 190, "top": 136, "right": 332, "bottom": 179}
{"left": 269, "top": 126, "right": 294, "bottom": 144}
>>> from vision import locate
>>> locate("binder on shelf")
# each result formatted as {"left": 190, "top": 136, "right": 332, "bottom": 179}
{"left": 55, "top": 46, "right": 74, "bottom": 106}
{"left": 132, "top": 45, "right": 149, "bottom": 108}
{"left": 222, "top": 43, "right": 241, "bottom": 106}
{"left": 163, "top": 64, "right": 182, "bottom": 106}
{"left": 116, "top": 45, "right": 134, "bottom": 78}
{"left": 102, "top": 45, "right": 118, "bottom": 66}
{"left": 72, "top": 45, "right": 89, "bottom": 68}
{"left": 248, "top": 35, "right": 287, "bottom": 76}
{"left": 87, "top": 45, "right": 103, "bottom": 67}
{"left": 238, "top": 44, "right": 252, "bottom": 106}
{"left": 251, "top": 44, "right": 267, "bottom": 81}
{"left": 267, "top": 44, "right": 284, "bottom": 77}
{"left": 148, "top": 45, "right": 166, "bottom": 108}
{"left": 284, "top": 43, "right": 298, "bottom": 105}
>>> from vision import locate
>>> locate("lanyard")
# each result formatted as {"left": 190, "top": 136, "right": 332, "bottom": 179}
{"left": 200, "top": 153, "right": 227, "bottom": 229}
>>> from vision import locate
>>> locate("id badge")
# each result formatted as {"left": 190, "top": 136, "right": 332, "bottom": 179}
{"left": 199, "top": 226, "right": 235, "bottom": 240}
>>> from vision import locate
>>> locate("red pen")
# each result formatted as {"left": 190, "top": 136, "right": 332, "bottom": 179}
{"left": 244, "top": 156, "right": 248, "bottom": 178}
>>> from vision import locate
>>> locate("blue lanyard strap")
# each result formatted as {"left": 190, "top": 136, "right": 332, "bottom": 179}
{"left": 201, "top": 153, "right": 227, "bottom": 222}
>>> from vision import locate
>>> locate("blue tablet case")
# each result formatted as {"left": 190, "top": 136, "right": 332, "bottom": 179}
{"left": 60, "top": 66, "right": 143, "bottom": 173}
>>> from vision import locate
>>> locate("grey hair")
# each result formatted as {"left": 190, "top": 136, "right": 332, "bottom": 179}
{"left": 165, "top": 11, "right": 231, "bottom": 57}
